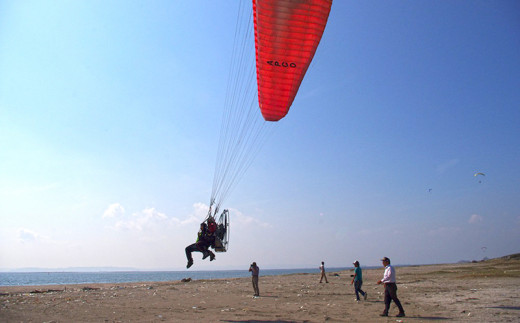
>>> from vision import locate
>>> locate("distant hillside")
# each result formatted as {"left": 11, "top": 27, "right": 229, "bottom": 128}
{"left": 499, "top": 253, "right": 520, "bottom": 260}
{"left": 457, "top": 252, "right": 520, "bottom": 264}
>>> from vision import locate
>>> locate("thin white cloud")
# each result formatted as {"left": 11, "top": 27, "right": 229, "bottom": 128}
{"left": 17, "top": 228, "right": 51, "bottom": 243}
{"left": 18, "top": 228, "right": 38, "bottom": 243}
{"left": 141, "top": 207, "right": 167, "bottom": 220}
{"left": 193, "top": 202, "right": 209, "bottom": 216}
{"left": 103, "top": 203, "right": 125, "bottom": 218}
{"left": 113, "top": 207, "right": 168, "bottom": 232}
{"left": 105, "top": 203, "right": 205, "bottom": 233}
{"left": 468, "top": 214, "right": 483, "bottom": 224}
{"left": 114, "top": 219, "right": 143, "bottom": 231}
{"left": 169, "top": 202, "right": 208, "bottom": 226}
{"left": 100, "top": 203, "right": 270, "bottom": 251}
{"left": 436, "top": 158, "right": 459, "bottom": 174}
{"left": 231, "top": 208, "right": 270, "bottom": 228}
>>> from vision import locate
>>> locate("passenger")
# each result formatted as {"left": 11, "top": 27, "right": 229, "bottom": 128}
{"left": 205, "top": 216, "right": 218, "bottom": 248}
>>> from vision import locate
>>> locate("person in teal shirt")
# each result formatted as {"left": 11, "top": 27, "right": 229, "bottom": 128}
{"left": 351, "top": 260, "right": 367, "bottom": 301}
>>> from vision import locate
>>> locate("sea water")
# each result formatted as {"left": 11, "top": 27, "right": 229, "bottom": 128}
{"left": 0, "top": 268, "right": 352, "bottom": 286}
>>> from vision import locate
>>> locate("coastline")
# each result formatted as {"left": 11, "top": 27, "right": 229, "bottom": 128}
{"left": 0, "top": 268, "right": 353, "bottom": 287}
{"left": 1, "top": 257, "right": 519, "bottom": 322}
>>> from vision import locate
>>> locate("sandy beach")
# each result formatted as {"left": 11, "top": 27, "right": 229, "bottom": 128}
{"left": 1, "top": 256, "right": 519, "bottom": 322}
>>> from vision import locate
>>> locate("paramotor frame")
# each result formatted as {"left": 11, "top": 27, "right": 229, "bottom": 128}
{"left": 212, "top": 209, "right": 230, "bottom": 252}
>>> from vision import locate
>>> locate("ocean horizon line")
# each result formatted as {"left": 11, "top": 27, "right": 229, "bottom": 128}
{"left": 0, "top": 266, "right": 356, "bottom": 274}
{"left": 0, "top": 260, "right": 475, "bottom": 274}
{"left": 1, "top": 259, "right": 481, "bottom": 273}
{"left": 0, "top": 267, "right": 357, "bottom": 287}
{"left": 0, "top": 258, "right": 494, "bottom": 287}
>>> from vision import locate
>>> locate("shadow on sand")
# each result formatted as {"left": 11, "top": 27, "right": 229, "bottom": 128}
{"left": 405, "top": 316, "right": 451, "bottom": 320}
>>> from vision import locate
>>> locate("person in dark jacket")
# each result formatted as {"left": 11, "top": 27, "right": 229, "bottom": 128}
{"left": 185, "top": 223, "right": 215, "bottom": 268}
{"left": 249, "top": 262, "right": 260, "bottom": 296}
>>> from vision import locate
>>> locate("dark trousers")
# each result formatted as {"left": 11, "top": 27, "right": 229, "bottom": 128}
{"left": 185, "top": 242, "right": 206, "bottom": 261}
{"left": 252, "top": 275, "right": 260, "bottom": 296}
{"left": 384, "top": 283, "right": 404, "bottom": 314}
{"left": 185, "top": 242, "right": 214, "bottom": 262}
{"left": 185, "top": 243, "right": 199, "bottom": 262}
{"left": 354, "top": 280, "right": 366, "bottom": 300}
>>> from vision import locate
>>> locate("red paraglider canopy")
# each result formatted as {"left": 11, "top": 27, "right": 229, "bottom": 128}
{"left": 253, "top": 0, "right": 332, "bottom": 121}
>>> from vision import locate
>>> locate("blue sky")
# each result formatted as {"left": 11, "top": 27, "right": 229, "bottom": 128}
{"left": 1, "top": 0, "right": 519, "bottom": 271}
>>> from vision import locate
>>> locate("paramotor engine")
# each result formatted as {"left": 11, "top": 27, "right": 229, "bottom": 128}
{"left": 212, "top": 209, "right": 230, "bottom": 252}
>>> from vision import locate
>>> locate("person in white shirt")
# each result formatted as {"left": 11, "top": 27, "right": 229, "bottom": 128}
{"left": 376, "top": 257, "right": 405, "bottom": 317}
{"left": 319, "top": 261, "right": 329, "bottom": 283}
